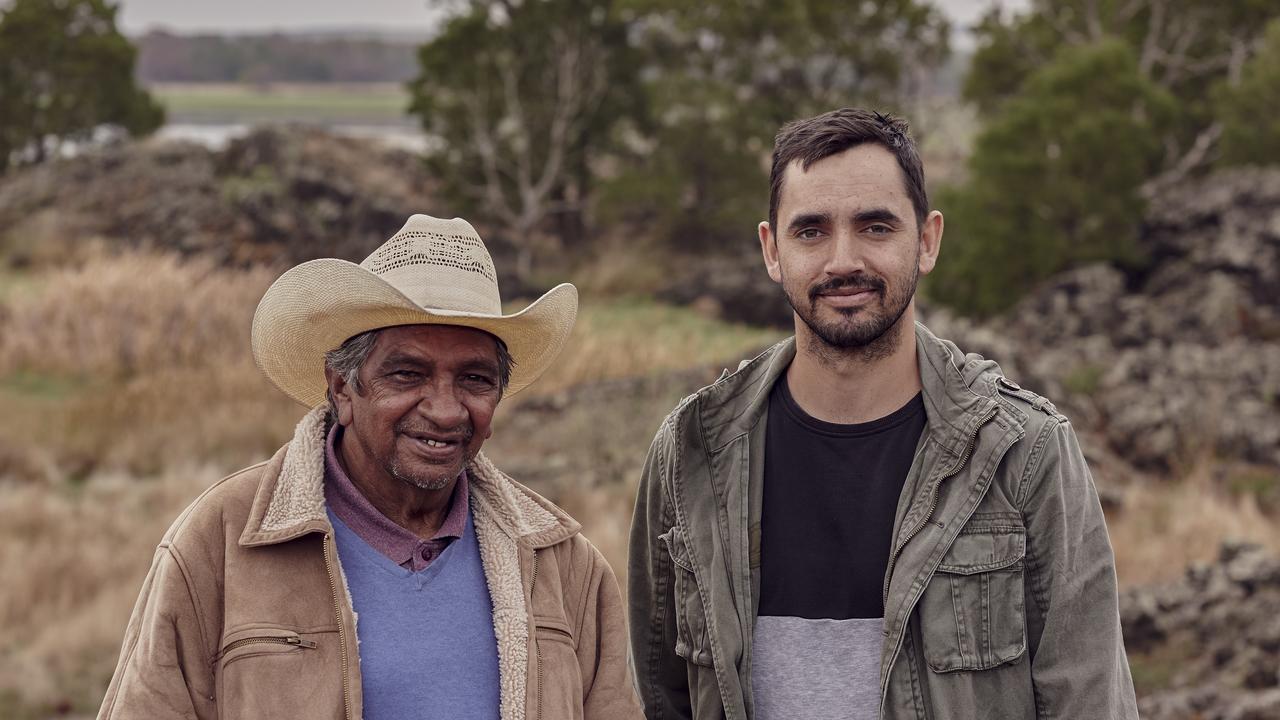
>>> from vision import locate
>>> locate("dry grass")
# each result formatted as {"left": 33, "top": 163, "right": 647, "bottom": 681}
{"left": 0, "top": 251, "right": 278, "bottom": 378}
{"left": 0, "top": 467, "right": 222, "bottom": 717}
{"left": 1108, "top": 461, "right": 1280, "bottom": 588}
{"left": 531, "top": 298, "right": 781, "bottom": 394}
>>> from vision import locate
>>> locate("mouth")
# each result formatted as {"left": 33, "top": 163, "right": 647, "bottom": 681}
{"left": 815, "top": 288, "right": 879, "bottom": 308}
{"left": 403, "top": 431, "right": 467, "bottom": 458}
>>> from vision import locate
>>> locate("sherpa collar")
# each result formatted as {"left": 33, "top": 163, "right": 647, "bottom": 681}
{"left": 238, "top": 406, "right": 579, "bottom": 549}
{"left": 237, "top": 405, "right": 580, "bottom": 720}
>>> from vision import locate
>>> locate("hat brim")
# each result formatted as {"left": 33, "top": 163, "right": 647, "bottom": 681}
{"left": 251, "top": 259, "right": 577, "bottom": 407}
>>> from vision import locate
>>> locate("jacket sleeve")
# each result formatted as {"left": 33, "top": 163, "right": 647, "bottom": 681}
{"left": 628, "top": 424, "right": 693, "bottom": 720}
{"left": 1018, "top": 418, "right": 1138, "bottom": 719}
{"left": 578, "top": 543, "right": 645, "bottom": 720}
{"left": 97, "top": 545, "right": 216, "bottom": 720}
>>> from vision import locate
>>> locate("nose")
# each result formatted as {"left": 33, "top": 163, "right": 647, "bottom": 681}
{"left": 416, "top": 381, "right": 468, "bottom": 429}
{"left": 824, "top": 227, "right": 866, "bottom": 277}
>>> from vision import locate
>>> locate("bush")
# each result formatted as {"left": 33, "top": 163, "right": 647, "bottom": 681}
{"left": 1216, "top": 19, "right": 1280, "bottom": 167}
{"left": 926, "top": 40, "right": 1175, "bottom": 317}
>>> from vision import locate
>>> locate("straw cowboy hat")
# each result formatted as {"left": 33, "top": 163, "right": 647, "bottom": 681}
{"left": 251, "top": 214, "right": 577, "bottom": 407}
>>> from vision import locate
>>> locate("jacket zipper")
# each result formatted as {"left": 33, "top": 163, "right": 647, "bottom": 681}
{"left": 323, "top": 533, "right": 354, "bottom": 720}
{"left": 216, "top": 634, "right": 316, "bottom": 661}
{"left": 531, "top": 549, "right": 543, "bottom": 720}
{"left": 882, "top": 405, "right": 997, "bottom": 606}
{"left": 879, "top": 404, "right": 997, "bottom": 715}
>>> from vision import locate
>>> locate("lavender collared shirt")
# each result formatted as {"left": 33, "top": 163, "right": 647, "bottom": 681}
{"left": 324, "top": 424, "right": 470, "bottom": 572}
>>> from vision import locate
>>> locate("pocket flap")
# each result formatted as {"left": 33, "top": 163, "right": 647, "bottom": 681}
{"left": 936, "top": 529, "right": 1026, "bottom": 575}
{"left": 659, "top": 527, "right": 694, "bottom": 573}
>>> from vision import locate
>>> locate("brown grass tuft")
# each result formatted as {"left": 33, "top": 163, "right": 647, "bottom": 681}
{"left": 1108, "top": 461, "right": 1280, "bottom": 587}
{"left": 0, "top": 467, "right": 222, "bottom": 715}
{"left": 0, "top": 251, "right": 278, "bottom": 378}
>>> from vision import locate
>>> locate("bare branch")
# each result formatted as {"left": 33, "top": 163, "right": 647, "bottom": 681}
{"left": 1138, "top": 0, "right": 1166, "bottom": 78}
{"left": 1083, "top": 0, "right": 1105, "bottom": 41}
{"left": 1142, "top": 122, "right": 1222, "bottom": 199}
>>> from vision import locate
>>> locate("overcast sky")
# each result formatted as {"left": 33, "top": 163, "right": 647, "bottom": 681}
{"left": 115, "top": 0, "right": 1027, "bottom": 45}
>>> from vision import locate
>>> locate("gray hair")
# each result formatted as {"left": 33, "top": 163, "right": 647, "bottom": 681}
{"left": 323, "top": 326, "right": 515, "bottom": 419}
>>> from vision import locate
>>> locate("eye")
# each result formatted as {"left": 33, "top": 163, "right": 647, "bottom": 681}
{"left": 865, "top": 224, "right": 893, "bottom": 235}
{"left": 796, "top": 227, "right": 823, "bottom": 240}
{"left": 463, "top": 374, "right": 496, "bottom": 386}
{"left": 387, "top": 369, "right": 421, "bottom": 381}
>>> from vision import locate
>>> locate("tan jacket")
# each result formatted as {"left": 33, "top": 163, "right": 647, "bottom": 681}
{"left": 99, "top": 407, "right": 641, "bottom": 720}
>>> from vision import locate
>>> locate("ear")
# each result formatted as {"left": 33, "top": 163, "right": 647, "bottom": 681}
{"left": 759, "top": 220, "right": 783, "bottom": 284}
{"left": 325, "top": 366, "right": 356, "bottom": 426}
{"left": 917, "top": 210, "right": 944, "bottom": 276}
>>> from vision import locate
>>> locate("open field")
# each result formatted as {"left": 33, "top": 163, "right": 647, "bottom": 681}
{"left": 150, "top": 82, "right": 413, "bottom": 125}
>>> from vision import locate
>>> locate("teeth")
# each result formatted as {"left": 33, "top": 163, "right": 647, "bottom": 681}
{"left": 424, "top": 439, "right": 448, "bottom": 448}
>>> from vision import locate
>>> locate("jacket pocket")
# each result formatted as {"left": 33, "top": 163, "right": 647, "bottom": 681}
{"left": 919, "top": 516, "right": 1028, "bottom": 673}
{"left": 533, "top": 615, "right": 584, "bottom": 720}
{"left": 660, "top": 527, "right": 713, "bottom": 666}
{"left": 214, "top": 626, "right": 338, "bottom": 718}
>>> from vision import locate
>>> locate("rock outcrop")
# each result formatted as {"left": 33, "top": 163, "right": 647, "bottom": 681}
{"left": 0, "top": 126, "right": 437, "bottom": 268}
{"left": 1123, "top": 543, "right": 1280, "bottom": 720}
{"left": 926, "top": 169, "right": 1280, "bottom": 472}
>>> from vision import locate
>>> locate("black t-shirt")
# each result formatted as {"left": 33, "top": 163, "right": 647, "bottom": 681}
{"left": 758, "top": 376, "right": 926, "bottom": 620}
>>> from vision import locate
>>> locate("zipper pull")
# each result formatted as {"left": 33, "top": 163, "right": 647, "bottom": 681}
{"left": 287, "top": 636, "right": 318, "bottom": 649}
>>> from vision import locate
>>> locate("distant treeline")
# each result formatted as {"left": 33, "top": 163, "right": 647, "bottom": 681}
{"left": 135, "top": 31, "right": 421, "bottom": 83}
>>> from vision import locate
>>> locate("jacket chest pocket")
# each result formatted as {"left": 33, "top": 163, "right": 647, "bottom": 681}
{"left": 919, "top": 517, "right": 1028, "bottom": 673}
{"left": 660, "top": 527, "right": 713, "bottom": 666}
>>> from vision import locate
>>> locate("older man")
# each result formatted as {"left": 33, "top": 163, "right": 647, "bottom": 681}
{"left": 98, "top": 215, "right": 641, "bottom": 720}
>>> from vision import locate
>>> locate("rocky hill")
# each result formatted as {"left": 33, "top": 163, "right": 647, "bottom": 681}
{"left": 1124, "top": 543, "right": 1280, "bottom": 719}
{"left": 0, "top": 126, "right": 437, "bottom": 269}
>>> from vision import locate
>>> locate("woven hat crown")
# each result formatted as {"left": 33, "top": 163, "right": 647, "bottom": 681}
{"left": 360, "top": 216, "right": 501, "bottom": 314}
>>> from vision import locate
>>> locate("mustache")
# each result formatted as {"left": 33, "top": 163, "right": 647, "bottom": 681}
{"left": 808, "top": 273, "right": 886, "bottom": 302}
{"left": 396, "top": 419, "right": 474, "bottom": 443}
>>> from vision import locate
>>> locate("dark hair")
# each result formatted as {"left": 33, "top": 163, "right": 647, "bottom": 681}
{"left": 768, "top": 108, "right": 928, "bottom": 234}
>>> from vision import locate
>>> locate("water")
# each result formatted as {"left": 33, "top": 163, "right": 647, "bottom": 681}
{"left": 156, "top": 122, "right": 432, "bottom": 152}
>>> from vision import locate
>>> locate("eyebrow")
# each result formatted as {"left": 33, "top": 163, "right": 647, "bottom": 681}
{"left": 786, "top": 212, "right": 831, "bottom": 235}
{"left": 377, "top": 353, "right": 498, "bottom": 375}
{"left": 853, "top": 208, "right": 903, "bottom": 226}
{"left": 376, "top": 353, "right": 430, "bottom": 371}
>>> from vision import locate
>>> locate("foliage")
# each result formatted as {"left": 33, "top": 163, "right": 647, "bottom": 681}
{"left": 407, "top": 0, "right": 644, "bottom": 268}
{"left": 406, "top": 0, "right": 949, "bottom": 267}
{"left": 932, "top": 0, "right": 1279, "bottom": 317}
{"left": 614, "top": 0, "right": 950, "bottom": 253}
{"left": 928, "top": 40, "right": 1175, "bottom": 316}
{"left": 1215, "top": 19, "right": 1280, "bottom": 167}
{"left": 0, "top": 0, "right": 163, "bottom": 171}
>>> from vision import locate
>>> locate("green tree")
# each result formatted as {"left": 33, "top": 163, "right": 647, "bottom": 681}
{"left": 964, "top": 0, "right": 1278, "bottom": 192}
{"left": 928, "top": 40, "right": 1175, "bottom": 316}
{"left": 0, "top": 0, "right": 164, "bottom": 172}
{"left": 407, "top": 0, "right": 644, "bottom": 273}
{"left": 929, "top": 0, "right": 1279, "bottom": 317}
{"left": 615, "top": 0, "right": 950, "bottom": 253}
{"left": 1215, "top": 19, "right": 1280, "bottom": 167}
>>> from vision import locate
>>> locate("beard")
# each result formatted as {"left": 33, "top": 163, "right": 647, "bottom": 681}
{"left": 782, "top": 261, "right": 919, "bottom": 358}
{"left": 389, "top": 419, "right": 475, "bottom": 491}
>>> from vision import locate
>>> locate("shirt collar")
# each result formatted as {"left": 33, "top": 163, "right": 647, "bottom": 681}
{"left": 323, "top": 422, "right": 469, "bottom": 565}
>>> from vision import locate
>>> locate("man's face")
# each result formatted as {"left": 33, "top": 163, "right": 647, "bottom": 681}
{"left": 329, "top": 324, "right": 502, "bottom": 492}
{"left": 760, "top": 143, "right": 941, "bottom": 352}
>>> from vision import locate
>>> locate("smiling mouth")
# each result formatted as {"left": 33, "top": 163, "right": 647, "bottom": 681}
{"left": 405, "top": 432, "right": 465, "bottom": 452}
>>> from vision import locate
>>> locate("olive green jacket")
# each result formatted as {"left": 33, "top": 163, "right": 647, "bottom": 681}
{"left": 98, "top": 406, "right": 642, "bottom": 720}
{"left": 628, "top": 323, "right": 1138, "bottom": 719}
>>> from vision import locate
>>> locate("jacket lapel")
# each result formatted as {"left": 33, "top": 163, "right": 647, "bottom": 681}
{"left": 236, "top": 405, "right": 580, "bottom": 720}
